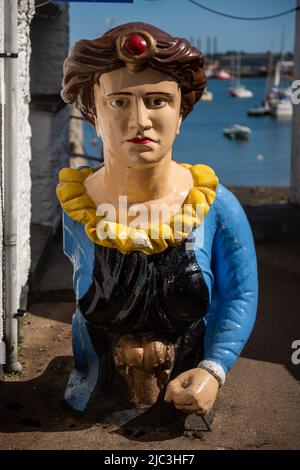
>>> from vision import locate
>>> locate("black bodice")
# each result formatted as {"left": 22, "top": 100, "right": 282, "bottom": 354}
{"left": 78, "top": 237, "right": 209, "bottom": 340}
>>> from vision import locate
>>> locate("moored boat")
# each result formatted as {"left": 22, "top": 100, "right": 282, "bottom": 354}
{"left": 248, "top": 101, "right": 270, "bottom": 116}
{"left": 228, "top": 84, "right": 253, "bottom": 98}
{"left": 201, "top": 89, "right": 213, "bottom": 101}
{"left": 270, "top": 98, "right": 293, "bottom": 118}
{"left": 223, "top": 124, "right": 251, "bottom": 140}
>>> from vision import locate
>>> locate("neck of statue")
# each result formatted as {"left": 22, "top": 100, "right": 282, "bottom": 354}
{"left": 102, "top": 149, "right": 175, "bottom": 204}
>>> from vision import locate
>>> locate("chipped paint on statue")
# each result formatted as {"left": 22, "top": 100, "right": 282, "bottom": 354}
{"left": 56, "top": 23, "right": 258, "bottom": 426}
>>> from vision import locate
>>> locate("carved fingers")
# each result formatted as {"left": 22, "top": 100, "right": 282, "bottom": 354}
{"left": 164, "top": 367, "right": 219, "bottom": 414}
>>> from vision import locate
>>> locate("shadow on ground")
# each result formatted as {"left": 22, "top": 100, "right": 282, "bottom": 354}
{"left": 0, "top": 356, "right": 193, "bottom": 442}
{"left": 0, "top": 356, "right": 82, "bottom": 433}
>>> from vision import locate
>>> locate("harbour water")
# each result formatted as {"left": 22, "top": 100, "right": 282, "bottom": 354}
{"left": 84, "top": 77, "right": 291, "bottom": 187}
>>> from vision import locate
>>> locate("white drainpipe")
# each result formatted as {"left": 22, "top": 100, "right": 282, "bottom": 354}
{"left": 3, "top": 0, "right": 21, "bottom": 373}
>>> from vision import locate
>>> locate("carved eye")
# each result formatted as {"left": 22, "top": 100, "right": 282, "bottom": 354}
{"left": 110, "top": 98, "right": 129, "bottom": 108}
{"left": 145, "top": 97, "right": 168, "bottom": 109}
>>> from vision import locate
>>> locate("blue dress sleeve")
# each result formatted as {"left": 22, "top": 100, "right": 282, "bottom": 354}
{"left": 202, "top": 185, "right": 258, "bottom": 375}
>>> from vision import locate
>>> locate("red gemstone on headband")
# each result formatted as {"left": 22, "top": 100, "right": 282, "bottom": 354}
{"left": 124, "top": 34, "right": 147, "bottom": 56}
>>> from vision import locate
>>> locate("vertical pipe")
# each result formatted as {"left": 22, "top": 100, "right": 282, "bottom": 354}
{"left": 3, "top": 0, "right": 21, "bottom": 372}
{"left": 291, "top": 0, "right": 300, "bottom": 203}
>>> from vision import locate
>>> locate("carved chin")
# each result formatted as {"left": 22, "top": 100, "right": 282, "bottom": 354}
{"left": 113, "top": 333, "right": 175, "bottom": 407}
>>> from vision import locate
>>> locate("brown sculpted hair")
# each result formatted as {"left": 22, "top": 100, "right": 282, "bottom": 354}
{"left": 62, "top": 22, "right": 207, "bottom": 126}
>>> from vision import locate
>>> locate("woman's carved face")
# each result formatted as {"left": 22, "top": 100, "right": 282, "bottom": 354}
{"left": 94, "top": 67, "right": 182, "bottom": 168}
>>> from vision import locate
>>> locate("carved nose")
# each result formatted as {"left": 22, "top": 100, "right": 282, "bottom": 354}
{"left": 129, "top": 98, "right": 151, "bottom": 131}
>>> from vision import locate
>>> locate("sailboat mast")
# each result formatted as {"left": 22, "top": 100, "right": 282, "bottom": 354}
{"left": 265, "top": 51, "right": 273, "bottom": 96}
{"left": 235, "top": 52, "right": 241, "bottom": 87}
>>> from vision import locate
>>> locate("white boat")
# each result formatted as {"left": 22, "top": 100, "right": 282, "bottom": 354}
{"left": 228, "top": 84, "right": 253, "bottom": 98}
{"left": 223, "top": 124, "right": 251, "bottom": 140}
{"left": 228, "top": 54, "right": 253, "bottom": 98}
{"left": 265, "top": 60, "right": 293, "bottom": 117}
{"left": 270, "top": 98, "right": 293, "bottom": 118}
{"left": 201, "top": 89, "right": 213, "bottom": 101}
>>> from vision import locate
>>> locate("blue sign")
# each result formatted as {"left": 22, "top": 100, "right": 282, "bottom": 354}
{"left": 54, "top": 1, "right": 133, "bottom": 3}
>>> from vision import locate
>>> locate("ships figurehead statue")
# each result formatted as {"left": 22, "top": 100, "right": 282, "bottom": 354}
{"left": 57, "top": 22, "right": 258, "bottom": 428}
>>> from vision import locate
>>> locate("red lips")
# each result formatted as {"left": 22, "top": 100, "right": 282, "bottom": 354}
{"left": 127, "top": 137, "right": 154, "bottom": 144}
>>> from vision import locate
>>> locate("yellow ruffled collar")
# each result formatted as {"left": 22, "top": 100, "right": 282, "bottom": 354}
{"left": 56, "top": 163, "right": 218, "bottom": 255}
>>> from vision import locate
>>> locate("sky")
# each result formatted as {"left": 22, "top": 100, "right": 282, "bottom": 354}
{"left": 69, "top": 0, "right": 297, "bottom": 53}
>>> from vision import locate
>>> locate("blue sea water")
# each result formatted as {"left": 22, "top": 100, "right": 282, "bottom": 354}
{"left": 84, "top": 77, "right": 291, "bottom": 187}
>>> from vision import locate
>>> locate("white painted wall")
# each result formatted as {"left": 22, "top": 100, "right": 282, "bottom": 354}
{"left": 0, "top": 1, "right": 70, "bottom": 367}
{"left": 16, "top": 0, "right": 35, "bottom": 312}
{"left": 0, "top": 0, "right": 34, "bottom": 365}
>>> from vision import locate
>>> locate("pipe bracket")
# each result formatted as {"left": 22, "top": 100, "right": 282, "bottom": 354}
{"left": 0, "top": 53, "right": 18, "bottom": 58}
{"left": 4, "top": 234, "right": 17, "bottom": 246}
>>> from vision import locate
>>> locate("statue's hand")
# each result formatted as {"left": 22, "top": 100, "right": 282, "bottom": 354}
{"left": 164, "top": 368, "right": 219, "bottom": 414}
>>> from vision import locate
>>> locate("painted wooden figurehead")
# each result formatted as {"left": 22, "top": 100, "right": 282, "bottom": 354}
{"left": 57, "top": 22, "right": 257, "bottom": 424}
